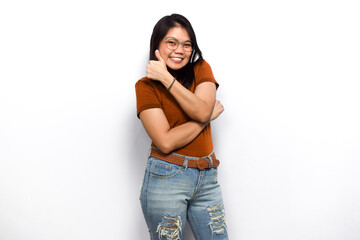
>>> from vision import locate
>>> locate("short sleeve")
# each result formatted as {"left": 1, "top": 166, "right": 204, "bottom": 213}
{"left": 135, "top": 78, "right": 162, "bottom": 118}
{"left": 194, "top": 60, "right": 219, "bottom": 89}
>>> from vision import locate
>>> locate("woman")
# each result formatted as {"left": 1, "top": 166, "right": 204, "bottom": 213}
{"left": 135, "top": 14, "right": 228, "bottom": 240}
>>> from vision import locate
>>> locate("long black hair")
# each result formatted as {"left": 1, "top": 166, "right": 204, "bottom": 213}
{"left": 149, "top": 14, "right": 203, "bottom": 89}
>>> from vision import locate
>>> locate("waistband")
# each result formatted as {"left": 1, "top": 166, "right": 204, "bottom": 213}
{"left": 149, "top": 148, "right": 220, "bottom": 170}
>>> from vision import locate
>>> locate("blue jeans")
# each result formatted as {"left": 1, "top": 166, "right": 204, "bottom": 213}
{"left": 140, "top": 152, "right": 229, "bottom": 240}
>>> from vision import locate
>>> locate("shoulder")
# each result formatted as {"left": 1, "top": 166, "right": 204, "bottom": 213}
{"left": 135, "top": 77, "right": 152, "bottom": 87}
{"left": 135, "top": 77, "right": 162, "bottom": 90}
{"left": 193, "top": 59, "right": 219, "bottom": 88}
{"left": 193, "top": 59, "right": 215, "bottom": 78}
{"left": 194, "top": 59, "right": 212, "bottom": 71}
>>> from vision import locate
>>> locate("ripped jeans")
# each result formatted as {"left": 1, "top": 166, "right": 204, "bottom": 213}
{"left": 140, "top": 153, "right": 229, "bottom": 240}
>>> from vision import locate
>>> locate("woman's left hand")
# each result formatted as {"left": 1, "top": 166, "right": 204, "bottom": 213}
{"left": 146, "top": 50, "right": 172, "bottom": 83}
{"left": 210, "top": 100, "right": 224, "bottom": 121}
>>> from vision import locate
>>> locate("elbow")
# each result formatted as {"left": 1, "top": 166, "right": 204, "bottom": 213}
{"left": 197, "top": 114, "right": 211, "bottom": 124}
{"left": 155, "top": 140, "right": 173, "bottom": 155}
{"left": 152, "top": 131, "right": 175, "bottom": 154}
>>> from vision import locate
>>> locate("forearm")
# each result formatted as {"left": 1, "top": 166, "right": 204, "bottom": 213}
{"left": 160, "top": 120, "right": 207, "bottom": 154}
{"left": 146, "top": 52, "right": 216, "bottom": 123}
{"left": 139, "top": 108, "right": 208, "bottom": 155}
{"left": 161, "top": 76, "right": 216, "bottom": 123}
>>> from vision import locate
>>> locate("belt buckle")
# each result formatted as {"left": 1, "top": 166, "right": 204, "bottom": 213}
{"left": 197, "top": 158, "right": 210, "bottom": 170}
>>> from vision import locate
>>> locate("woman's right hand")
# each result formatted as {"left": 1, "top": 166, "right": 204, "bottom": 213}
{"left": 210, "top": 100, "right": 224, "bottom": 121}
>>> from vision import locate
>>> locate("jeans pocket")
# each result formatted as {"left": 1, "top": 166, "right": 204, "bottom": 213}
{"left": 148, "top": 157, "right": 183, "bottom": 178}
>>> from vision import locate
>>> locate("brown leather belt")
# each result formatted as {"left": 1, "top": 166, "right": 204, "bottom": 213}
{"left": 150, "top": 148, "right": 220, "bottom": 170}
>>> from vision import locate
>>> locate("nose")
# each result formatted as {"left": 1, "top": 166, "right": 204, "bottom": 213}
{"left": 174, "top": 44, "right": 185, "bottom": 54}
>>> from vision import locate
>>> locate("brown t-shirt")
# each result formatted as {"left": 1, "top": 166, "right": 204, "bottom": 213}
{"left": 135, "top": 60, "right": 219, "bottom": 157}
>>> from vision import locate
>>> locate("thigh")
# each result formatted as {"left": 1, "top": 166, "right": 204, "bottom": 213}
{"left": 187, "top": 168, "right": 229, "bottom": 240}
{"left": 140, "top": 157, "right": 192, "bottom": 240}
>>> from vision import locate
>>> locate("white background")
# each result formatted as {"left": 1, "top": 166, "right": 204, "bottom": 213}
{"left": 1, "top": 0, "right": 360, "bottom": 239}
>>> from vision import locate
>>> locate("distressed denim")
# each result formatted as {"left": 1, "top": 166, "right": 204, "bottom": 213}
{"left": 140, "top": 152, "right": 229, "bottom": 240}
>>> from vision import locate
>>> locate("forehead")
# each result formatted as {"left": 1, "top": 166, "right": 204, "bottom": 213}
{"left": 164, "top": 26, "right": 190, "bottom": 41}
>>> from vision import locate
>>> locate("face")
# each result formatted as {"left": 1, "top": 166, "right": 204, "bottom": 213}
{"left": 158, "top": 26, "right": 192, "bottom": 70}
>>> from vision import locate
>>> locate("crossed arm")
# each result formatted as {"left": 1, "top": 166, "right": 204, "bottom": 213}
{"left": 139, "top": 98, "right": 223, "bottom": 154}
{"left": 146, "top": 50, "right": 217, "bottom": 124}
{"left": 139, "top": 50, "right": 224, "bottom": 154}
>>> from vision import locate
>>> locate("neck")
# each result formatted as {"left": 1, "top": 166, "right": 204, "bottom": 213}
{"left": 168, "top": 68, "right": 179, "bottom": 78}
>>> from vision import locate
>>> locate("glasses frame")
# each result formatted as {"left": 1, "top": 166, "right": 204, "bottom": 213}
{"left": 164, "top": 37, "right": 193, "bottom": 52}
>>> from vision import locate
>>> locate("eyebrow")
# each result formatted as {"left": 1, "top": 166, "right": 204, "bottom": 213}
{"left": 166, "top": 36, "right": 191, "bottom": 42}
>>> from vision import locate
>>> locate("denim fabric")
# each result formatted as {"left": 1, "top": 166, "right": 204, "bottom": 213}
{"left": 140, "top": 152, "right": 228, "bottom": 240}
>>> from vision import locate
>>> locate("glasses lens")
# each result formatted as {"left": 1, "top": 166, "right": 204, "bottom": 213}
{"left": 183, "top": 41, "right": 192, "bottom": 52}
{"left": 166, "top": 38, "right": 193, "bottom": 52}
{"left": 166, "top": 39, "right": 178, "bottom": 50}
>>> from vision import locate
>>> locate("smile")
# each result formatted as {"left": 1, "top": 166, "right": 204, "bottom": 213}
{"left": 169, "top": 57, "right": 183, "bottom": 63}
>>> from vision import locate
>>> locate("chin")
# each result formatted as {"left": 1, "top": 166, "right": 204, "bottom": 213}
{"left": 168, "top": 65, "right": 184, "bottom": 71}
{"left": 166, "top": 61, "right": 189, "bottom": 71}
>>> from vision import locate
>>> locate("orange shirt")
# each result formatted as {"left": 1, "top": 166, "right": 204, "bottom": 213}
{"left": 135, "top": 60, "right": 218, "bottom": 157}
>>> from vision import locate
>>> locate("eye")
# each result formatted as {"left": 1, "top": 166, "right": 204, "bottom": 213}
{"left": 184, "top": 42, "right": 192, "bottom": 47}
{"left": 167, "top": 40, "right": 177, "bottom": 46}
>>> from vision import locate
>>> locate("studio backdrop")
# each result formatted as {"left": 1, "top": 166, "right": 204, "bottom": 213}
{"left": 1, "top": 0, "right": 360, "bottom": 239}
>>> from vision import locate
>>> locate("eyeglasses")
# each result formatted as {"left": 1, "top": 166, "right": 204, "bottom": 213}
{"left": 165, "top": 37, "right": 193, "bottom": 52}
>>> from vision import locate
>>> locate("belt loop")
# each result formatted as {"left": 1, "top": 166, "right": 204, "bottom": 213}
{"left": 207, "top": 151, "right": 214, "bottom": 168}
{"left": 183, "top": 157, "right": 189, "bottom": 168}
{"left": 208, "top": 156, "right": 214, "bottom": 168}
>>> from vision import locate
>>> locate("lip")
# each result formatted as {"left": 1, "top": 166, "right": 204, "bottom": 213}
{"left": 169, "top": 57, "right": 183, "bottom": 63}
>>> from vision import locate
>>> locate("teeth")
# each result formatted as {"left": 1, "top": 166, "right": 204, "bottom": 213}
{"left": 171, "top": 57, "right": 182, "bottom": 61}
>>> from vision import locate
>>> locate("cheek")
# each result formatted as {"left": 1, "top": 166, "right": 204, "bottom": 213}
{"left": 184, "top": 54, "right": 191, "bottom": 63}
{"left": 158, "top": 44, "right": 170, "bottom": 57}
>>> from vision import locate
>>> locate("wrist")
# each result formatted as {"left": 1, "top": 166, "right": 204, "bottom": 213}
{"left": 161, "top": 73, "right": 174, "bottom": 87}
{"left": 167, "top": 78, "right": 176, "bottom": 91}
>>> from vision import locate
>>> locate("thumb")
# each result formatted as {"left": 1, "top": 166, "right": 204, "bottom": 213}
{"left": 155, "top": 49, "right": 165, "bottom": 63}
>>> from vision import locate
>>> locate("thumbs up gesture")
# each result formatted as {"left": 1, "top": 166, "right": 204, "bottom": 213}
{"left": 146, "top": 50, "right": 172, "bottom": 83}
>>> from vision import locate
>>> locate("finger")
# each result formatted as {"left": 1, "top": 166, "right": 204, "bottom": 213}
{"left": 155, "top": 49, "right": 165, "bottom": 63}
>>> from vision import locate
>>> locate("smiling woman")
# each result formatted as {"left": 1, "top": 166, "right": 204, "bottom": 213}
{"left": 148, "top": 14, "right": 203, "bottom": 89}
{"left": 157, "top": 27, "right": 192, "bottom": 70}
{"left": 135, "top": 14, "right": 228, "bottom": 240}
